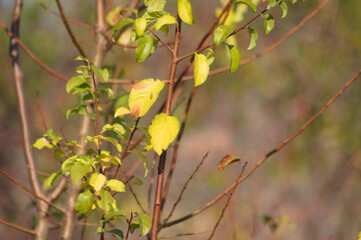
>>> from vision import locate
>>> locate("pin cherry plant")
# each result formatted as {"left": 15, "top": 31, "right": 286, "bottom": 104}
{"left": 24, "top": 0, "right": 300, "bottom": 239}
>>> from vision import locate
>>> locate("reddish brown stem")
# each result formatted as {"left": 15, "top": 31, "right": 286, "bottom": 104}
{"left": 0, "top": 219, "right": 36, "bottom": 235}
{"left": 55, "top": 0, "right": 88, "bottom": 58}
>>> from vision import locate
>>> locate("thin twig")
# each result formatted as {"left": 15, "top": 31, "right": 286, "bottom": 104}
{"left": 125, "top": 212, "right": 135, "bottom": 240}
{"left": 128, "top": 184, "right": 147, "bottom": 213}
{"left": 208, "top": 162, "right": 247, "bottom": 240}
{"left": 40, "top": 3, "right": 93, "bottom": 29}
{"left": 113, "top": 117, "right": 140, "bottom": 179}
{"left": 55, "top": 0, "right": 88, "bottom": 58}
{"left": 162, "top": 152, "right": 209, "bottom": 225}
{"left": 0, "top": 219, "right": 36, "bottom": 235}
{"left": 161, "top": 68, "right": 361, "bottom": 229}
{"left": 147, "top": 27, "right": 174, "bottom": 54}
{"left": 0, "top": 21, "right": 68, "bottom": 82}
{"left": 159, "top": 230, "right": 211, "bottom": 239}
{"left": 0, "top": 169, "right": 64, "bottom": 213}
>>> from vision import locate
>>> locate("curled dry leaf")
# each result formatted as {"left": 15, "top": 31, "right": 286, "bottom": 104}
{"left": 218, "top": 154, "right": 241, "bottom": 171}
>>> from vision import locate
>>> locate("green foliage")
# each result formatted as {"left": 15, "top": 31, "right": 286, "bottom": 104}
{"left": 227, "top": 44, "right": 241, "bottom": 73}
{"left": 263, "top": 13, "right": 275, "bottom": 35}
{"left": 154, "top": 15, "right": 177, "bottom": 31}
{"left": 214, "top": 25, "right": 235, "bottom": 47}
{"left": 234, "top": 0, "right": 258, "bottom": 12}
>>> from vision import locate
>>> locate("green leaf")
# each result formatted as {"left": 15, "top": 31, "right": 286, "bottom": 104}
{"left": 66, "top": 105, "right": 95, "bottom": 120}
{"left": 139, "top": 214, "right": 152, "bottom": 236}
{"left": 227, "top": 44, "right": 240, "bottom": 73}
{"left": 43, "top": 129, "right": 62, "bottom": 145}
{"left": 206, "top": 48, "right": 215, "bottom": 65}
{"left": 132, "top": 149, "right": 149, "bottom": 177}
{"left": 104, "top": 208, "right": 125, "bottom": 221}
{"left": 136, "top": 35, "right": 154, "bottom": 62}
{"left": 263, "top": 14, "right": 275, "bottom": 35}
{"left": 135, "top": 18, "right": 147, "bottom": 37}
{"left": 89, "top": 173, "right": 107, "bottom": 192}
{"left": 178, "top": 0, "right": 194, "bottom": 25}
{"left": 130, "top": 222, "right": 140, "bottom": 234}
{"left": 66, "top": 75, "right": 88, "bottom": 93}
{"left": 91, "top": 64, "right": 109, "bottom": 82}
{"left": 145, "top": 0, "right": 167, "bottom": 12}
{"left": 154, "top": 15, "right": 177, "bottom": 31}
{"left": 70, "top": 161, "right": 92, "bottom": 184}
{"left": 278, "top": 1, "right": 288, "bottom": 18}
{"left": 113, "top": 18, "right": 135, "bottom": 32}
{"left": 114, "top": 107, "right": 131, "bottom": 118}
{"left": 120, "top": 7, "right": 139, "bottom": 16}
{"left": 54, "top": 149, "right": 65, "bottom": 161}
{"left": 106, "top": 179, "right": 125, "bottom": 192}
{"left": 148, "top": 113, "right": 180, "bottom": 155}
{"left": 234, "top": 0, "right": 257, "bottom": 12}
{"left": 218, "top": 154, "right": 241, "bottom": 171}
{"left": 214, "top": 25, "right": 235, "bottom": 47}
{"left": 128, "top": 78, "right": 165, "bottom": 117}
{"left": 74, "top": 55, "right": 88, "bottom": 62}
{"left": 32, "top": 137, "right": 53, "bottom": 150}
{"left": 75, "top": 190, "right": 96, "bottom": 215}
{"left": 106, "top": 229, "right": 124, "bottom": 239}
{"left": 194, "top": 53, "right": 209, "bottom": 87}
{"left": 97, "top": 190, "right": 117, "bottom": 215}
{"left": 47, "top": 171, "right": 62, "bottom": 189}
{"left": 106, "top": 6, "right": 123, "bottom": 26}
{"left": 102, "top": 123, "right": 126, "bottom": 136}
{"left": 86, "top": 135, "right": 122, "bottom": 152}
{"left": 247, "top": 26, "right": 258, "bottom": 50}
{"left": 264, "top": 0, "right": 277, "bottom": 8}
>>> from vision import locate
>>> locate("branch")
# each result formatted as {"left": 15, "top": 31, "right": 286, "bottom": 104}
{"left": 162, "top": 152, "right": 208, "bottom": 225}
{"left": 208, "top": 162, "right": 247, "bottom": 240}
{"left": 0, "top": 219, "right": 36, "bottom": 235}
{"left": 0, "top": 169, "right": 64, "bottom": 213}
{"left": 150, "top": 14, "right": 182, "bottom": 240}
{"left": 0, "top": 20, "right": 68, "bottom": 82}
{"left": 55, "top": 0, "right": 88, "bottom": 58}
{"left": 159, "top": 230, "right": 211, "bottom": 239}
{"left": 182, "top": 0, "right": 332, "bottom": 81}
{"left": 162, "top": 68, "right": 361, "bottom": 229}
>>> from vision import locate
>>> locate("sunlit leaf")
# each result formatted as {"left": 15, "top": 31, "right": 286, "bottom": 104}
{"left": 102, "top": 123, "right": 126, "bottom": 136}
{"left": 31, "top": 137, "right": 53, "bottom": 150}
{"left": 70, "top": 161, "right": 92, "bottom": 184}
{"left": 86, "top": 135, "right": 122, "bottom": 153}
{"left": 106, "top": 229, "right": 124, "bottom": 239}
{"left": 136, "top": 35, "right": 154, "bottom": 62}
{"left": 135, "top": 18, "right": 147, "bottom": 37}
{"left": 234, "top": 0, "right": 257, "bottom": 12}
{"left": 97, "top": 190, "right": 117, "bottom": 215}
{"left": 91, "top": 64, "right": 109, "bottom": 82}
{"left": 154, "top": 15, "right": 177, "bottom": 31}
{"left": 247, "top": 26, "right": 258, "bottom": 50}
{"left": 227, "top": 44, "right": 240, "bottom": 73}
{"left": 178, "top": 0, "right": 194, "bottom": 25}
{"left": 106, "top": 179, "right": 125, "bottom": 192}
{"left": 120, "top": 7, "right": 139, "bottom": 16}
{"left": 149, "top": 113, "right": 180, "bottom": 155}
{"left": 139, "top": 214, "right": 152, "bottom": 236}
{"left": 114, "top": 107, "right": 131, "bottom": 118}
{"left": 194, "top": 53, "right": 209, "bottom": 87}
{"left": 128, "top": 78, "right": 165, "bottom": 117}
{"left": 89, "top": 173, "right": 107, "bottom": 192}
{"left": 218, "top": 154, "right": 241, "bottom": 171}
{"left": 47, "top": 171, "right": 62, "bottom": 189}
{"left": 66, "top": 75, "right": 88, "bottom": 94}
{"left": 145, "top": 0, "right": 167, "bottom": 11}
{"left": 206, "top": 48, "right": 215, "bottom": 65}
{"left": 263, "top": 13, "right": 275, "bottom": 35}
{"left": 106, "top": 6, "right": 122, "bottom": 26}
{"left": 75, "top": 190, "right": 96, "bottom": 215}
{"left": 278, "top": 1, "right": 288, "bottom": 18}
{"left": 214, "top": 25, "right": 235, "bottom": 47}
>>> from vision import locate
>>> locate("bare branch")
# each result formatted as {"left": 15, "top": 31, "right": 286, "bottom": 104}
{"left": 0, "top": 219, "right": 36, "bottom": 235}
{"left": 55, "top": 0, "right": 88, "bottom": 58}
{"left": 159, "top": 230, "right": 211, "bottom": 239}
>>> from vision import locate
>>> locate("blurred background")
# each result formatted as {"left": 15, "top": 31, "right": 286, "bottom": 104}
{"left": 0, "top": 0, "right": 360, "bottom": 239}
